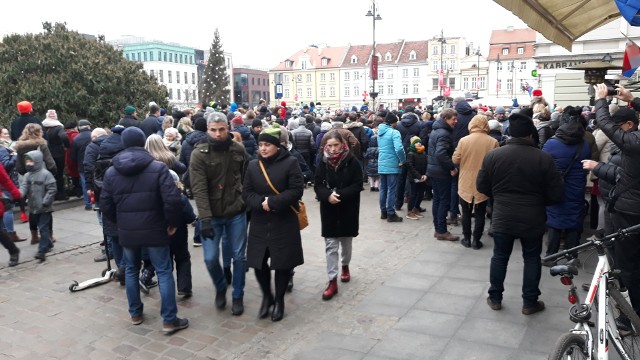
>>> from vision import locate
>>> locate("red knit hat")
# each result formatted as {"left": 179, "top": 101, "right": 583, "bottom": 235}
{"left": 17, "top": 101, "right": 32, "bottom": 114}
{"left": 231, "top": 116, "right": 244, "bottom": 125}
{"left": 532, "top": 89, "right": 543, "bottom": 97}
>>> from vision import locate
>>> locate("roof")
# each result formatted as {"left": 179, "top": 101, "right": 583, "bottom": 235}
{"left": 487, "top": 43, "right": 535, "bottom": 61}
{"left": 489, "top": 28, "right": 536, "bottom": 44}
{"left": 493, "top": 0, "right": 620, "bottom": 51}
{"left": 374, "top": 42, "right": 404, "bottom": 64}
{"left": 270, "top": 46, "right": 348, "bottom": 71}
{"left": 397, "top": 41, "right": 429, "bottom": 63}
{"left": 341, "top": 44, "right": 373, "bottom": 68}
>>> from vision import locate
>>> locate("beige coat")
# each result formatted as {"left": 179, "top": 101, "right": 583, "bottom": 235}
{"left": 452, "top": 116, "right": 499, "bottom": 204}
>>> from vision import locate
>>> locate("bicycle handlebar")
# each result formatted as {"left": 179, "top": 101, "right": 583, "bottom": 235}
{"left": 541, "top": 223, "right": 640, "bottom": 263}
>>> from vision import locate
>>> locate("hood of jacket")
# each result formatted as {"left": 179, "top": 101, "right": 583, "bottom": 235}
{"left": 469, "top": 116, "right": 489, "bottom": 134}
{"left": 345, "top": 121, "right": 363, "bottom": 129}
{"left": 185, "top": 130, "right": 208, "bottom": 146}
{"left": 233, "top": 125, "right": 252, "bottom": 140}
{"left": 400, "top": 112, "right": 419, "bottom": 127}
{"left": 13, "top": 138, "right": 46, "bottom": 152}
{"left": 42, "top": 118, "right": 63, "bottom": 128}
{"left": 112, "top": 147, "right": 155, "bottom": 176}
{"left": 377, "top": 123, "right": 394, "bottom": 137}
{"left": 92, "top": 135, "right": 108, "bottom": 146}
{"left": 25, "top": 149, "right": 44, "bottom": 171}
{"left": 554, "top": 121, "right": 585, "bottom": 145}
{"left": 99, "top": 133, "right": 125, "bottom": 156}
{"left": 455, "top": 100, "right": 474, "bottom": 115}
{"left": 432, "top": 118, "right": 453, "bottom": 132}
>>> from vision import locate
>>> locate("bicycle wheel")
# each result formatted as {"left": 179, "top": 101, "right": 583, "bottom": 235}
{"left": 608, "top": 287, "right": 640, "bottom": 359}
{"left": 548, "top": 333, "right": 589, "bottom": 360}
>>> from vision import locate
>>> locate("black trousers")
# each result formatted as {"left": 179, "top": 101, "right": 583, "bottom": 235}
{"left": 53, "top": 155, "right": 66, "bottom": 199}
{"left": 611, "top": 211, "right": 640, "bottom": 315}
{"left": 170, "top": 229, "right": 192, "bottom": 293}
{"left": 459, "top": 197, "right": 487, "bottom": 241}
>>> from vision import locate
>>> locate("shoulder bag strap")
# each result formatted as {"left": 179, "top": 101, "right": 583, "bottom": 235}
{"left": 258, "top": 160, "right": 299, "bottom": 214}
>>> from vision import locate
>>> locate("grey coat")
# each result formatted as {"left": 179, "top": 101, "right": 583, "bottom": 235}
{"left": 19, "top": 150, "right": 57, "bottom": 214}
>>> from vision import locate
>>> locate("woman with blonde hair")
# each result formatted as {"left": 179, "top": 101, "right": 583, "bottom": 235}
{"left": 13, "top": 124, "right": 56, "bottom": 175}
{"left": 144, "top": 134, "right": 186, "bottom": 175}
{"left": 177, "top": 117, "right": 193, "bottom": 140}
{"left": 163, "top": 127, "right": 182, "bottom": 158}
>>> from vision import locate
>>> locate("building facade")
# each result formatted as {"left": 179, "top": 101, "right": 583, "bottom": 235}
{"left": 425, "top": 36, "right": 469, "bottom": 101}
{"left": 233, "top": 67, "right": 269, "bottom": 108}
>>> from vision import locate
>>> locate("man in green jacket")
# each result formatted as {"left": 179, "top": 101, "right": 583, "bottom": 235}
{"left": 190, "top": 112, "right": 248, "bottom": 316}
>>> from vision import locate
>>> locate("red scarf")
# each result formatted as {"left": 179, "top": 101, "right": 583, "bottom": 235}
{"left": 324, "top": 143, "right": 349, "bottom": 170}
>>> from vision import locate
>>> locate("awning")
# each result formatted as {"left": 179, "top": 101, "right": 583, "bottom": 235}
{"left": 494, "top": 0, "right": 621, "bottom": 51}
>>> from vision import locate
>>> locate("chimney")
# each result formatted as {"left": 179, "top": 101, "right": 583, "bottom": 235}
{"left": 506, "top": 26, "right": 514, "bottom": 32}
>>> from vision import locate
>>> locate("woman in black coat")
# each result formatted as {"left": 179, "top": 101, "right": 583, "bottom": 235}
{"left": 314, "top": 131, "right": 363, "bottom": 301}
{"left": 242, "top": 124, "right": 304, "bottom": 322}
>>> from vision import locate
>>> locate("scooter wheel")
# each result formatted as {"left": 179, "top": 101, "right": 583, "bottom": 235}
{"left": 69, "top": 281, "right": 79, "bottom": 292}
{"left": 101, "top": 269, "right": 108, "bottom": 277}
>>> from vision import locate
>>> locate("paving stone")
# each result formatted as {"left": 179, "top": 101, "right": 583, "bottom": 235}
{"left": 163, "top": 347, "right": 195, "bottom": 360}
{"left": 313, "top": 331, "right": 378, "bottom": 353}
{"left": 366, "top": 329, "right": 448, "bottom": 359}
{"left": 293, "top": 347, "right": 365, "bottom": 360}
{"left": 429, "top": 277, "right": 489, "bottom": 298}
{"left": 413, "top": 291, "right": 479, "bottom": 316}
{"left": 454, "top": 317, "right": 527, "bottom": 348}
{"left": 440, "top": 339, "right": 514, "bottom": 360}
{"left": 393, "top": 309, "right": 466, "bottom": 337}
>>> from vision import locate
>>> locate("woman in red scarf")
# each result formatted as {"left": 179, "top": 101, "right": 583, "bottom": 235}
{"left": 314, "top": 131, "right": 363, "bottom": 301}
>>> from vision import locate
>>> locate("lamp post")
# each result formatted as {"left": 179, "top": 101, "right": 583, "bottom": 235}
{"left": 495, "top": 53, "right": 501, "bottom": 97}
{"left": 510, "top": 60, "right": 516, "bottom": 100}
{"left": 438, "top": 30, "right": 447, "bottom": 97}
{"left": 475, "top": 48, "right": 481, "bottom": 98}
{"left": 366, "top": 1, "right": 382, "bottom": 108}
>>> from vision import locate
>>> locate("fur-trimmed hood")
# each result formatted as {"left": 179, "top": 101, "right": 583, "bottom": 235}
{"left": 12, "top": 138, "right": 46, "bottom": 152}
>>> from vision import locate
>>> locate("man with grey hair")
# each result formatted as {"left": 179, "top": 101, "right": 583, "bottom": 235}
{"left": 190, "top": 111, "right": 249, "bottom": 316}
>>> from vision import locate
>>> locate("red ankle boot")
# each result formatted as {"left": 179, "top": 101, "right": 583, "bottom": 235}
{"left": 322, "top": 278, "right": 338, "bottom": 300}
{"left": 340, "top": 265, "right": 351, "bottom": 282}
{"left": 19, "top": 212, "right": 28, "bottom": 223}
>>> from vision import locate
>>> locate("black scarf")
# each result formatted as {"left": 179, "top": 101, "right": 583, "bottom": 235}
{"left": 208, "top": 134, "right": 232, "bottom": 151}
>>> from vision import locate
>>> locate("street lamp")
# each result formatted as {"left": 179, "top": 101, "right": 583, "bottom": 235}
{"left": 475, "top": 48, "right": 481, "bottom": 98}
{"left": 366, "top": 1, "right": 382, "bottom": 107}
{"left": 438, "top": 30, "right": 447, "bottom": 97}
{"left": 496, "top": 53, "right": 501, "bottom": 97}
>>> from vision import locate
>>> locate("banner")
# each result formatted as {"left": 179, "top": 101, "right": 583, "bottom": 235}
{"left": 438, "top": 70, "right": 444, "bottom": 86}
{"left": 370, "top": 56, "right": 378, "bottom": 80}
{"left": 443, "top": 86, "right": 451, "bottom": 97}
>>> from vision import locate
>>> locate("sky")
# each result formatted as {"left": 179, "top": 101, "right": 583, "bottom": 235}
{"left": 1, "top": 0, "right": 527, "bottom": 69}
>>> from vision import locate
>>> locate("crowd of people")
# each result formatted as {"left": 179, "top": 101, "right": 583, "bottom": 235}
{"left": 2, "top": 84, "right": 640, "bottom": 333}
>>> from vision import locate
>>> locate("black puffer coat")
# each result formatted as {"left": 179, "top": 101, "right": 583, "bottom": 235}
{"left": 476, "top": 137, "right": 564, "bottom": 238}
{"left": 426, "top": 118, "right": 455, "bottom": 179}
{"left": 314, "top": 154, "right": 363, "bottom": 238}
{"left": 100, "top": 147, "right": 182, "bottom": 248}
{"left": 452, "top": 100, "right": 476, "bottom": 147}
{"left": 595, "top": 98, "right": 640, "bottom": 215}
{"left": 242, "top": 147, "right": 304, "bottom": 270}
{"left": 396, "top": 112, "right": 421, "bottom": 150}
{"left": 593, "top": 144, "right": 621, "bottom": 204}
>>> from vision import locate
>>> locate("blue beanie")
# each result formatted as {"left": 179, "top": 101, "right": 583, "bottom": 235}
{"left": 121, "top": 127, "right": 146, "bottom": 148}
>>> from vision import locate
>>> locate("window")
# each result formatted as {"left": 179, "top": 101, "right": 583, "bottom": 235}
{"left": 449, "top": 78, "right": 456, "bottom": 90}
{"left": 169, "top": 53, "right": 173, "bottom": 62}
{"left": 306, "top": 74, "right": 312, "bottom": 82}
{"left": 185, "top": 90, "right": 189, "bottom": 101}
{"left": 442, "top": 46, "right": 447, "bottom": 54}
{"left": 169, "top": 88, "right": 173, "bottom": 100}
{"left": 471, "top": 77, "right": 477, "bottom": 89}
{"left": 378, "top": 85, "right": 384, "bottom": 95}
{"left": 497, "top": 62, "right": 503, "bottom": 71}
{"left": 345, "top": 87, "right": 350, "bottom": 96}
{"left": 330, "top": 87, "right": 335, "bottom": 97}
{"left": 433, "top": 46, "right": 438, "bottom": 55}
{"left": 321, "top": 87, "right": 326, "bottom": 97}
{"left": 192, "top": 73, "right": 196, "bottom": 84}
{"left": 159, "top": 70, "right": 164, "bottom": 82}
{"left": 168, "top": 71, "right": 172, "bottom": 83}
{"left": 402, "top": 84, "right": 409, "bottom": 95}
{"left": 388, "top": 85, "right": 394, "bottom": 95}
{"left": 413, "top": 68, "right": 419, "bottom": 77}
{"left": 351, "top": 55, "right": 357, "bottom": 64}
{"left": 409, "top": 51, "right": 416, "bottom": 60}
{"left": 138, "top": 52, "right": 141, "bottom": 61}
{"left": 285, "top": 60, "right": 292, "bottom": 68}
{"left": 307, "top": 88, "right": 312, "bottom": 97}
{"left": 320, "top": 73, "right": 326, "bottom": 81}
{"left": 330, "top": 73, "right": 335, "bottom": 81}
{"left": 463, "top": 77, "right": 469, "bottom": 90}
{"left": 251, "top": 78, "right": 255, "bottom": 86}
{"left": 517, "top": 47, "right": 524, "bottom": 55}
{"left": 502, "top": 48, "right": 509, "bottom": 55}
{"left": 177, "top": 89, "right": 181, "bottom": 100}
{"left": 432, "top": 61, "right": 438, "bottom": 71}
{"left": 184, "top": 72, "right": 188, "bottom": 84}
{"left": 193, "top": 90, "right": 197, "bottom": 100}
{"left": 297, "top": 74, "right": 302, "bottom": 82}
{"left": 450, "top": 45, "right": 456, "bottom": 54}
{"left": 413, "top": 83, "right": 419, "bottom": 94}
{"left": 402, "top": 69, "right": 409, "bottom": 78}
{"left": 344, "top": 72, "right": 350, "bottom": 81}
{"left": 297, "top": 88, "right": 302, "bottom": 97}
{"left": 284, "top": 75, "right": 290, "bottom": 83}
{"left": 442, "top": 60, "right": 446, "bottom": 70}
{"left": 149, "top": 52, "right": 153, "bottom": 61}
{"left": 175, "top": 53, "right": 178, "bottom": 63}
{"left": 432, "top": 78, "right": 439, "bottom": 90}
{"left": 284, "top": 89, "right": 290, "bottom": 98}
{"left": 176, "top": 72, "right": 180, "bottom": 84}
{"left": 387, "top": 70, "right": 394, "bottom": 79}
{"left": 507, "top": 62, "right": 513, "bottom": 71}
{"left": 164, "top": 52, "right": 167, "bottom": 62}
{"left": 190, "top": 56, "right": 193, "bottom": 64}
{"left": 354, "top": 71, "right": 360, "bottom": 80}
{"left": 506, "top": 79, "right": 513, "bottom": 90}
{"left": 379, "top": 70, "right": 384, "bottom": 79}
{"left": 150, "top": 70, "right": 155, "bottom": 78}
{"left": 479, "top": 77, "right": 486, "bottom": 89}
{"left": 497, "top": 79, "right": 502, "bottom": 92}
{"left": 301, "top": 60, "right": 307, "bottom": 70}
{"left": 321, "top": 58, "right": 328, "bottom": 66}
{"left": 385, "top": 52, "right": 392, "bottom": 61}
{"left": 449, "top": 60, "right": 456, "bottom": 70}
{"left": 354, "top": 86, "right": 359, "bottom": 97}
{"left": 520, "top": 61, "right": 527, "bottom": 70}
{"left": 158, "top": 51, "right": 161, "bottom": 60}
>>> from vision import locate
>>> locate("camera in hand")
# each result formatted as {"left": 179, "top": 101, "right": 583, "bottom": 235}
{"left": 605, "top": 81, "right": 618, "bottom": 96}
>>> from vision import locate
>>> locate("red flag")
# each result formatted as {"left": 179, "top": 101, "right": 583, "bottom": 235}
{"left": 370, "top": 56, "right": 378, "bottom": 80}
{"left": 623, "top": 39, "right": 640, "bottom": 78}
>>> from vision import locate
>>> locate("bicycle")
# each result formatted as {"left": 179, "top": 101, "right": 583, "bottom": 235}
{"left": 544, "top": 224, "right": 640, "bottom": 360}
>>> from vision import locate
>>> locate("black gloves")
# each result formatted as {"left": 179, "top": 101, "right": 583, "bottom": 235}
{"left": 200, "top": 218, "right": 214, "bottom": 239}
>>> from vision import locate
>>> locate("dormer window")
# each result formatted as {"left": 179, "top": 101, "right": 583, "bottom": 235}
{"left": 385, "top": 52, "right": 392, "bottom": 61}
{"left": 321, "top": 58, "right": 328, "bottom": 66}
{"left": 285, "top": 60, "right": 293, "bottom": 68}
{"left": 301, "top": 60, "right": 307, "bottom": 69}
{"left": 409, "top": 50, "right": 416, "bottom": 60}
{"left": 351, "top": 55, "right": 357, "bottom": 64}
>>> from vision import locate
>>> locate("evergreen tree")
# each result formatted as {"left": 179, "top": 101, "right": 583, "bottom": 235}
{"left": 0, "top": 22, "right": 168, "bottom": 128}
{"left": 200, "top": 28, "right": 230, "bottom": 105}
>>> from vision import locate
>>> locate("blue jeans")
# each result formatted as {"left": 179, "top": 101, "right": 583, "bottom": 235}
{"left": 201, "top": 213, "right": 247, "bottom": 299}
{"left": 79, "top": 173, "right": 92, "bottom": 209}
{"left": 108, "top": 235, "right": 124, "bottom": 269}
{"left": 489, "top": 232, "right": 543, "bottom": 307}
{"left": 34, "top": 212, "right": 53, "bottom": 254}
{"left": 123, "top": 246, "right": 177, "bottom": 325}
{"left": 221, "top": 228, "right": 232, "bottom": 268}
{"left": 3, "top": 200, "right": 14, "bottom": 232}
{"left": 431, "top": 177, "right": 451, "bottom": 234}
{"left": 379, "top": 173, "right": 399, "bottom": 215}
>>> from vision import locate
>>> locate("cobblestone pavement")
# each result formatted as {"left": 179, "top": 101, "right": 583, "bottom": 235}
{"left": 0, "top": 189, "right": 601, "bottom": 359}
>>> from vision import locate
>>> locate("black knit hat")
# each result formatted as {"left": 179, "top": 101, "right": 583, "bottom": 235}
{"left": 251, "top": 119, "right": 263, "bottom": 128}
{"left": 194, "top": 118, "right": 207, "bottom": 132}
{"left": 385, "top": 111, "right": 398, "bottom": 124}
{"left": 508, "top": 113, "right": 536, "bottom": 138}
{"left": 611, "top": 107, "right": 639, "bottom": 124}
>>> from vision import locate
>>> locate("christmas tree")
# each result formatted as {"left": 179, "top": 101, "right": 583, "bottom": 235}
{"left": 200, "top": 28, "right": 230, "bottom": 105}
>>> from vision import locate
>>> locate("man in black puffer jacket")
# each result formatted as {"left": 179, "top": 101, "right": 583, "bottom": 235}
{"left": 101, "top": 127, "right": 188, "bottom": 333}
{"left": 594, "top": 84, "right": 640, "bottom": 316}
{"left": 394, "top": 106, "right": 421, "bottom": 210}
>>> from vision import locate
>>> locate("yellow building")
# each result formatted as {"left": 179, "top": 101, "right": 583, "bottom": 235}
{"left": 269, "top": 46, "right": 347, "bottom": 109}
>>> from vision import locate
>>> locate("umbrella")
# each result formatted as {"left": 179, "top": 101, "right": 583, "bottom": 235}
{"left": 493, "top": 0, "right": 620, "bottom": 51}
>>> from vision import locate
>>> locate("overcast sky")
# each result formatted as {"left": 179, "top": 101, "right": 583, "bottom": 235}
{"left": 3, "top": 0, "right": 526, "bottom": 69}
